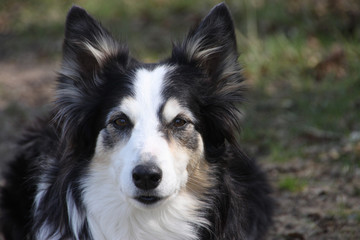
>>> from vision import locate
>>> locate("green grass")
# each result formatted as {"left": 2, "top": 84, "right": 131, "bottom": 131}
{"left": 239, "top": 34, "right": 360, "bottom": 163}
{"left": 278, "top": 176, "right": 307, "bottom": 193}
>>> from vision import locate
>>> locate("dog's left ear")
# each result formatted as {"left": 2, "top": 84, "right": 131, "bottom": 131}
{"left": 173, "top": 3, "right": 244, "bottom": 156}
{"left": 172, "top": 3, "right": 240, "bottom": 82}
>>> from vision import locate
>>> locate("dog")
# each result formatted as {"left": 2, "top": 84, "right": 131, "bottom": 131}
{"left": 0, "top": 3, "right": 273, "bottom": 240}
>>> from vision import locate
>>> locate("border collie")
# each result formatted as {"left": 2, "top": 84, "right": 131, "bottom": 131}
{"left": 0, "top": 3, "right": 273, "bottom": 240}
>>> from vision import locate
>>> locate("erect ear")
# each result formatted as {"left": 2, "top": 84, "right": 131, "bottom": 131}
{"left": 54, "top": 6, "right": 129, "bottom": 151}
{"left": 172, "top": 3, "right": 240, "bottom": 82}
{"left": 61, "top": 6, "right": 127, "bottom": 79}
{"left": 172, "top": 3, "right": 245, "bottom": 157}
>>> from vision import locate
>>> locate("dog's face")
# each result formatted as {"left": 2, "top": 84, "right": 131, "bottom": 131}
{"left": 92, "top": 65, "right": 206, "bottom": 207}
{"left": 56, "top": 4, "right": 243, "bottom": 210}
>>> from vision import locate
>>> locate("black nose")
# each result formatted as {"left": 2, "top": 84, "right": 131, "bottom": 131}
{"left": 132, "top": 164, "right": 162, "bottom": 190}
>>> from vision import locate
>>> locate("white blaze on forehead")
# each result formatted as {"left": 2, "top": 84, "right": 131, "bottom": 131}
{"left": 119, "top": 66, "right": 171, "bottom": 125}
{"left": 134, "top": 66, "right": 167, "bottom": 117}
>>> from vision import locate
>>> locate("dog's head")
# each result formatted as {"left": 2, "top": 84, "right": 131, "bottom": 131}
{"left": 55, "top": 3, "right": 244, "bottom": 208}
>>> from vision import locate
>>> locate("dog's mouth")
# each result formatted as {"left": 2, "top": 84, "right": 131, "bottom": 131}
{"left": 135, "top": 195, "right": 162, "bottom": 205}
{"left": 131, "top": 191, "right": 177, "bottom": 207}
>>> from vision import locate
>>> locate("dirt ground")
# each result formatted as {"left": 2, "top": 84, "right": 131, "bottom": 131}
{"left": 0, "top": 60, "right": 359, "bottom": 240}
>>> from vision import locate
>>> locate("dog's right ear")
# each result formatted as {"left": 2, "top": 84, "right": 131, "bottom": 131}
{"left": 61, "top": 6, "right": 128, "bottom": 78}
{"left": 55, "top": 6, "right": 129, "bottom": 150}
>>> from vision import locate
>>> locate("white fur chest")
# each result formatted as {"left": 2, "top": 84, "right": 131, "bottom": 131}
{"left": 84, "top": 190, "right": 206, "bottom": 240}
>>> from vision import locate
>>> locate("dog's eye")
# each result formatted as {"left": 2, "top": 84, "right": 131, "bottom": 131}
{"left": 172, "top": 117, "right": 187, "bottom": 128}
{"left": 113, "top": 116, "right": 130, "bottom": 129}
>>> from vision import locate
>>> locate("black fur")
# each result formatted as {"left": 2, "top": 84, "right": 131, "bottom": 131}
{"left": 1, "top": 3, "right": 273, "bottom": 239}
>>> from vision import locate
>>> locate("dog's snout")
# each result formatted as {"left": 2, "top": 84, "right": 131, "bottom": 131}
{"left": 132, "top": 164, "right": 162, "bottom": 190}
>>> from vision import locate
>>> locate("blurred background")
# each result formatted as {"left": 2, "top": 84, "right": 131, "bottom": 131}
{"left": 0, "top": 0, "right": 359, "bottom": 239}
